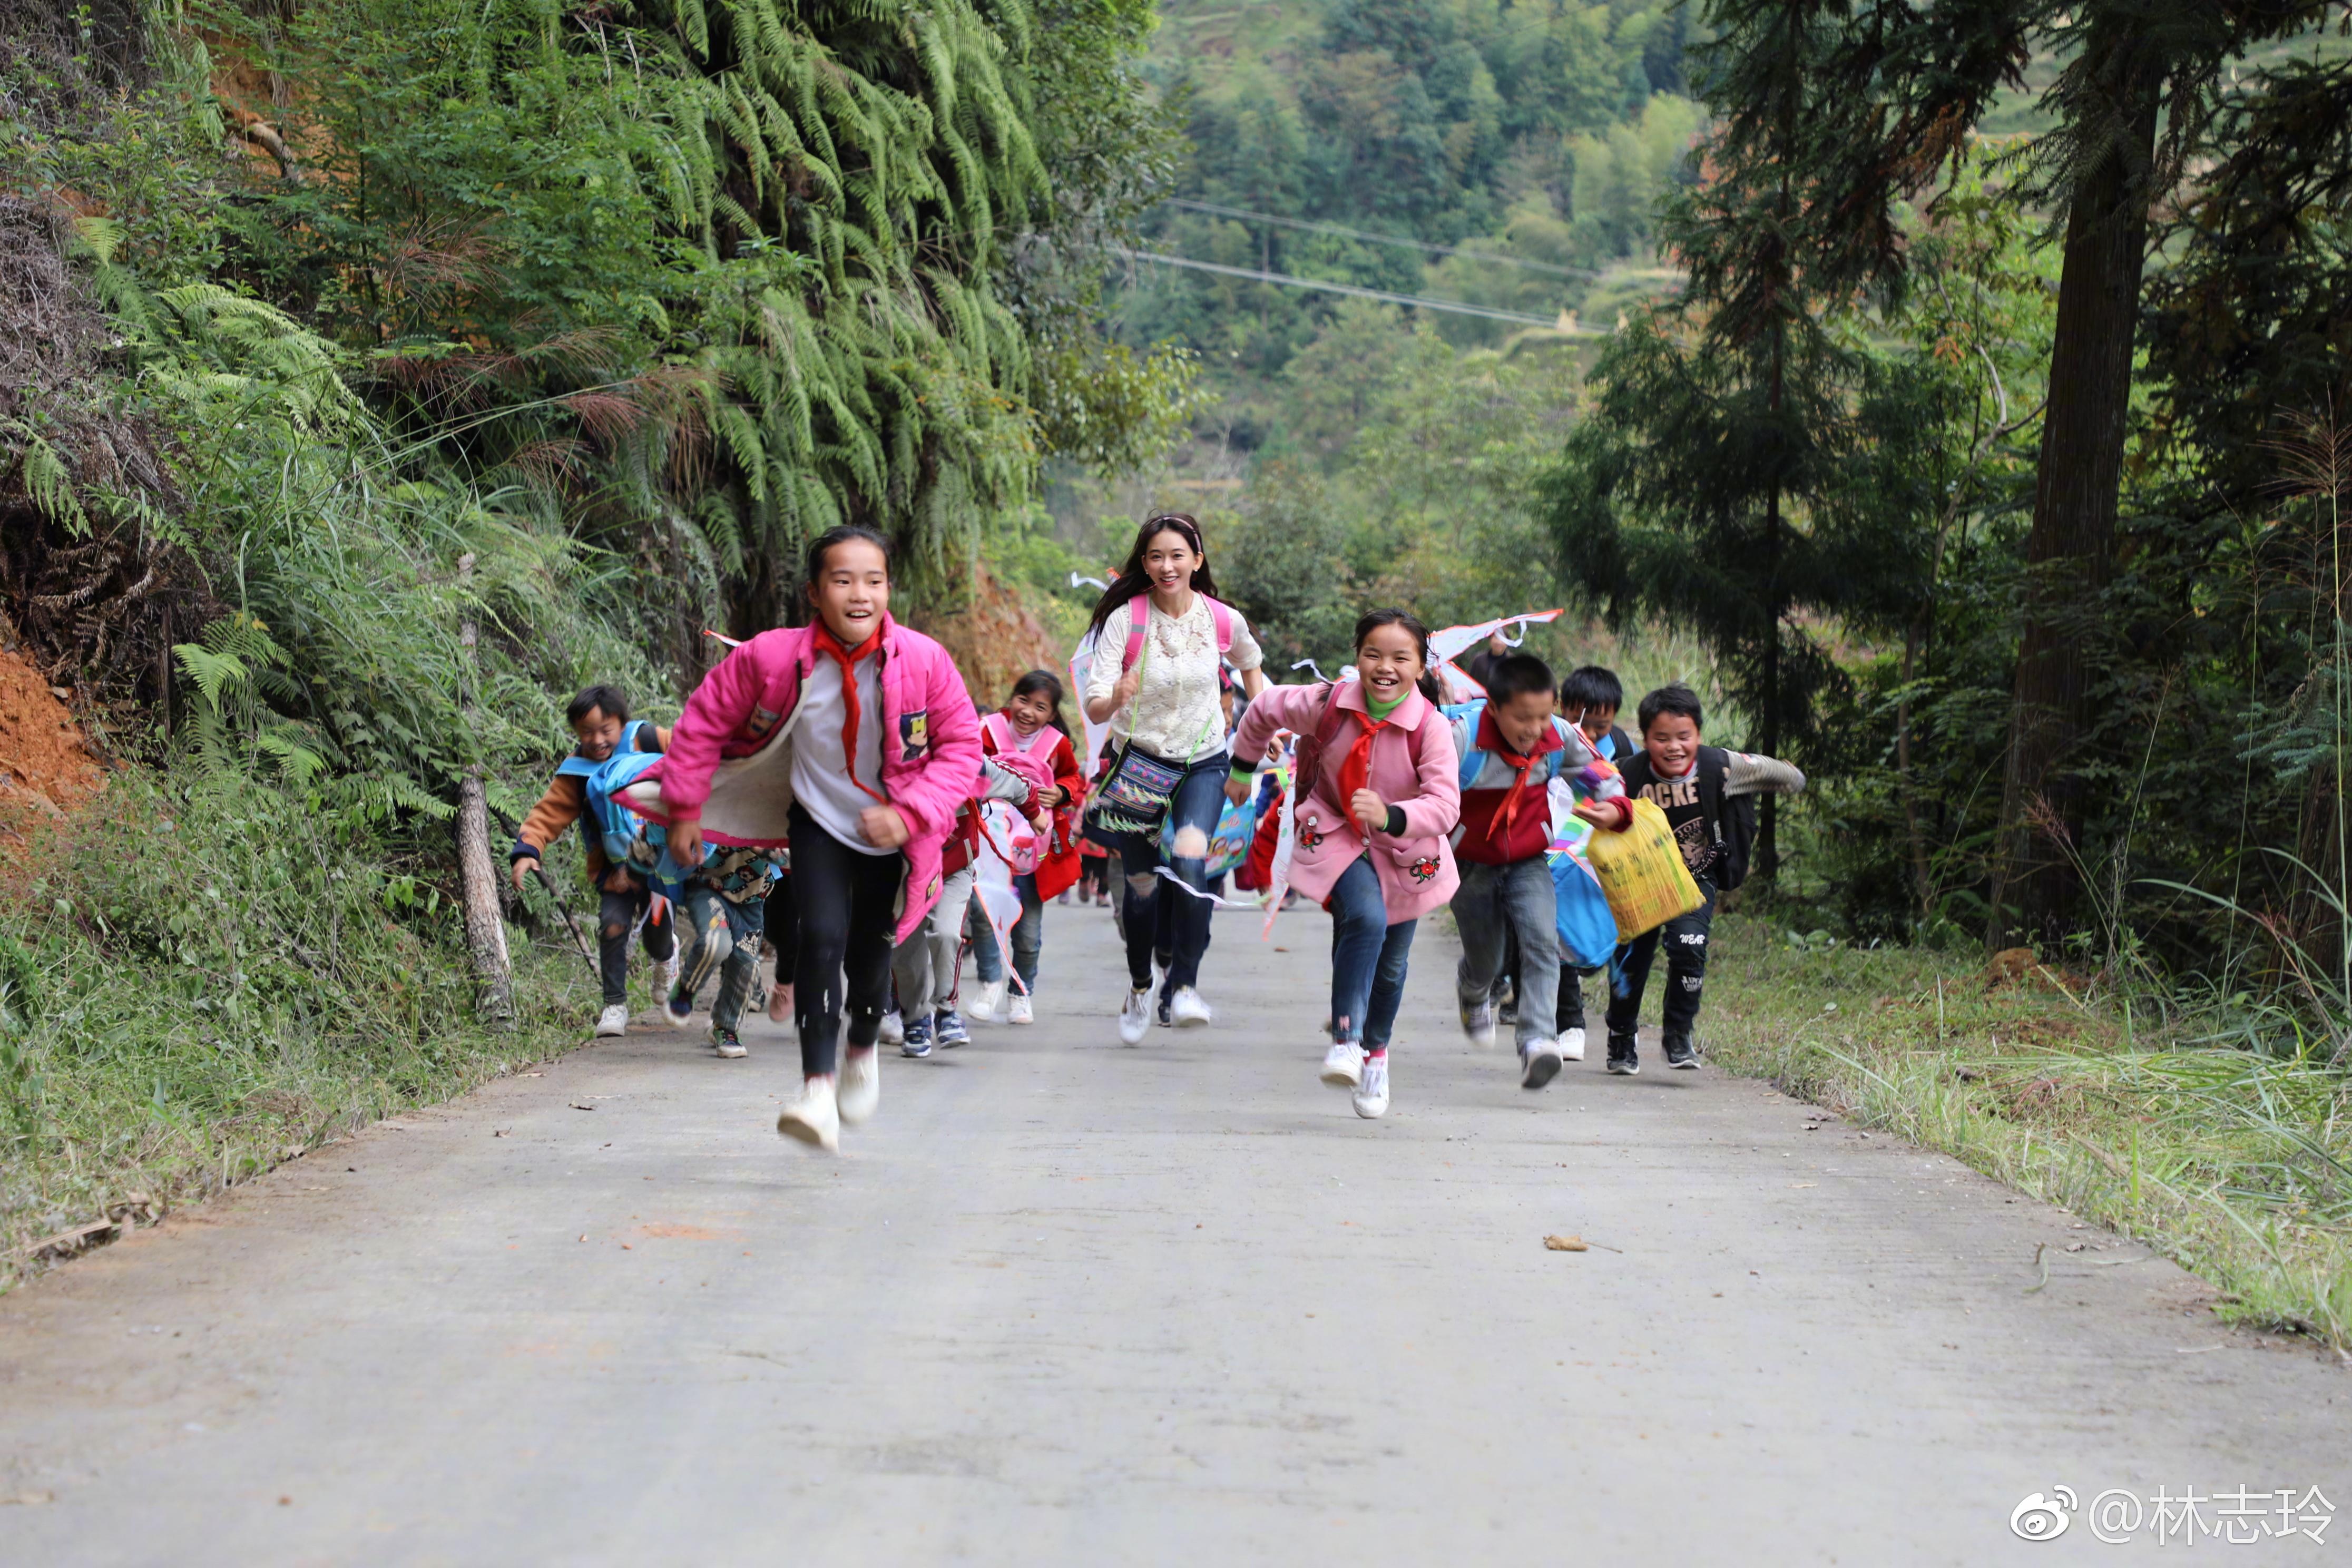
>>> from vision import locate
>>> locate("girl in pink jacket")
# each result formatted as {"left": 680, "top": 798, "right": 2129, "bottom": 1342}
{"left": 642, "top": 524, "right": 982, "bottom": 1153}
{"left": 1227, "top": 609, "right": 1462, "bottom": 1119}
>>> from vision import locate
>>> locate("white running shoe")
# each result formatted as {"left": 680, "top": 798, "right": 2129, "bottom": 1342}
{"left": 594, "top": 1003, "right": 629, "bottom": 1038}
{"left": 968, "top": 979, "right": 1008, "bottom": 1023}
{"left": 710, "top": 1024, "right": 748, "bottom": 1060}
{"left": 878, "top": 1010, "right": 905, "bottom": 1047}
{"left": 1353, "top": 1053, "right": 1390, "bottom": 1119}
{"left": 1168, "top": 986, "right": 1212, "bottom": 1028}
{"left": 1118, "top": 987, "right": 1153, "bottom": 1046}
{"left": 662, "top": 949, "right": 682, "bottom": 996}
{"left": 1560, "top": 1026, "right": 1586, "bottom": 1063}
{"left": 1519, "top": 1037, "right": 1564, "bottom": 1090}
{"left": 775, "top": 1075, "right": 840, "bottom": 1153}
{"left": 838, "top": 1046, "right": 879, "bottom": 1125}
{"left": 1321, "top": 1040, "right": 1366, "bottom": 1087}
{"left": 1008, "top": 993, "right": 1034, "bottom": 1025}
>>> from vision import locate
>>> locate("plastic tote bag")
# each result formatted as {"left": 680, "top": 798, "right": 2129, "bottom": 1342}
{"left": 1585, "top": 797, "right": 1705, "bottom": 941}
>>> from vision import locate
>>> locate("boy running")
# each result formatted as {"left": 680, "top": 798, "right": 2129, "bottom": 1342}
{"left": 508, "top": 684, "right": 674, "bottom": 1039}
{"left": 1608, "top": 682, "right": 1806, "bottom": 1075}
{"left": 1446, "top": 654, "right": 1627, "bottom": 1087}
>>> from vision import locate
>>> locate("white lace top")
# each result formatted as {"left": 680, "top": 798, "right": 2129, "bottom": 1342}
{"left": 1084, "top": 594, "right": 1264, "bottom": 763}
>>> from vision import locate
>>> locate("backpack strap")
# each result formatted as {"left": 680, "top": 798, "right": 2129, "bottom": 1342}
{"left": 1207, "top": 595, "right": 1233, "bottom": 654}
{"left": 1122, "top": 595, "right": 1150, "bottom": 672}
{"left": 1291, "top": 683, "right": 1352, "bottom": 804}
{"left": 979, "top": 710, "right": 1011, "bottom": 755}
{"left": 1696, "top": 745, "right": 1729, "bottom": 853}
{"left": 1450, "top": 701, "right": 1488, "bottom": 791}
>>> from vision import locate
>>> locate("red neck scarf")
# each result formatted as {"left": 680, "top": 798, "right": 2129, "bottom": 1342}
{"left": 1477, "top": 709, "right": 1543, "bottom": 844}
{"left": 811, "top": 621, "right": 887, "bottom": 804}
{"left": 1336, "top": 711, "right": 1394, "bottom": 830}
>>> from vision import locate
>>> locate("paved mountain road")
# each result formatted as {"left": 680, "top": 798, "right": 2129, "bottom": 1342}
{"left": 2, "top": 906, "right": 2345, "bottom": 1564}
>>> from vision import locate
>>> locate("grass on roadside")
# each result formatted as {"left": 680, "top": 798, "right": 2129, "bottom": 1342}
{"left": 0, "top": 767, "right": 603, "bottom": 1289}
{"left": 1701, "top": 912, "right": 2352, "bottom": 1353}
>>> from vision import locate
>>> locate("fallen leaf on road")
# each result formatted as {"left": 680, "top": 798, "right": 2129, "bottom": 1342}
{"left": 1, "top": 1490, "right": 55, "bottom": 1505}
{"left": 1789, "top": 1182, "right": 1817, "bottom": 1189}
{"left": 1544, "top": 1234, "right": 1589, "bottom": 1252}
{"left": 570, "top": 1103, "right": 596, "bottom": 1111}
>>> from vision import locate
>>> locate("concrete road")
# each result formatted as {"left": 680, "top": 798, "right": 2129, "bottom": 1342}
{"left": 2, "top": 905, "right": 2345, "bottom": 1565}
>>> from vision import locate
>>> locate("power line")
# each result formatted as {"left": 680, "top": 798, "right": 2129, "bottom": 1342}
{"left": 1163, "top": 197, "right": 1604, "bottom": 279}
{"left": 1112, "top": 248, "right": 1610, "bottom": 331}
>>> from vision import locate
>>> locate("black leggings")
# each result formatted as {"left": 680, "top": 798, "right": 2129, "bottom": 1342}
{"left": 597, "top": 875, "right": 675, "bottom": 1006}
{"left": 765, "top": 870, "right": 799, "bottom": 977}
{"left": 788, "top": 805, "right": 905, "bottom": 1076}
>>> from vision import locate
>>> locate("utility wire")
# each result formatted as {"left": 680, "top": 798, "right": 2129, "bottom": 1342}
{"left": 1113, "top": 248, "right": 1609, "bottom": 331}
{"left": 1164, "top": 197, "right": 1607, "bottom": 279}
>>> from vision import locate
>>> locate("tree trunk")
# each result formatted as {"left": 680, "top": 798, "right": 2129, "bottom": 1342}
{"left": 1987, "top": 51, "right": 2160, "bottom": 952}
{"left": 455, "top": 552, "right": 514, "bottom": 1024}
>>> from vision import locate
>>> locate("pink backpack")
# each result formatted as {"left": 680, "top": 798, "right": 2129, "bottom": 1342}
{"left": 1119, "top": 594, "right": 1234, "bottom": 671}
{"left": 981, "top": 714, "right": 1062, "bottom": 873}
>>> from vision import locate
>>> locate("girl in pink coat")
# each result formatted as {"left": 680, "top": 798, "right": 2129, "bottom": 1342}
{"left": 643, "top": 524, "right": 982, "bottom": 1153}
{"left": 1227, "top": 609, "right": 1462, "bottom": 1119}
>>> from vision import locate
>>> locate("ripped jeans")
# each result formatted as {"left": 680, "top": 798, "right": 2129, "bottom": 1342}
{"left": 1114, "top": 751, "right": 1230, "bottom": 994}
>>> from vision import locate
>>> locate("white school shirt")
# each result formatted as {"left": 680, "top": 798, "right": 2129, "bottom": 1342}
{"left": 1082, "top": 595, "right": 1263, "bottom": 763}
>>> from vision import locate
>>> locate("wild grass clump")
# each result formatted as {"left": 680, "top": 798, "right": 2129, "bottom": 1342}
{"left": 0, "top": 766, "right": 597, "bottom": 1283}
{"left": 1704, "top": 914, "right": 2352, "bottom": 1349}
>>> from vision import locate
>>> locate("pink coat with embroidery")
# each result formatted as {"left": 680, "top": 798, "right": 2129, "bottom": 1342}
{"left": 636, "top": 616, "right": 982, "bottom": 943}
{"left": 1232, "top": 681, "right": 1462, "bottom": 923}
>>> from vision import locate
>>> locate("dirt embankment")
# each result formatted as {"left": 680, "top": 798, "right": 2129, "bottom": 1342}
{"left": 0, "top": 643, "right": 104, "bottom": 820}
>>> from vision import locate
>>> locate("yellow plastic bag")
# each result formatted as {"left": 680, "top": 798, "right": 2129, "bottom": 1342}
{"left": 1586, "top": 798, "right": 1705, "bottom": 940}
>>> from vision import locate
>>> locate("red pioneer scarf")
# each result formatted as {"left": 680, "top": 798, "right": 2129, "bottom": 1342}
{"left": 811, "top": 622, "right": 887, "bottom": 804}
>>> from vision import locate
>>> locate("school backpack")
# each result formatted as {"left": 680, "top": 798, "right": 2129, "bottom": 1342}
{"left": 1617, "top": 744, "right": 1759, "bottom": 893}
{"left": 555, "top": 723, "right": 663, "bottom": 865}
{"left": 1442, "top": 700, "right": 1577, "bottom": 792}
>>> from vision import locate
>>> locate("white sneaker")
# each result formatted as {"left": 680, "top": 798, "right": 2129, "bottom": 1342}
{"left": 968, "top": 979, "right": 1008, "bottom": 1023}
{"left": 1519, "top": 1037, "right": 1563, "bottom": 1090}
{"left": 1320, "top": 1040, "right": 1366, "bottom": 1087}
{"left": 878, "top": 1011, "right": 905, "bottom": 1047}
{"left": 662, "top": 949, "right": 682, "bottom": 995}
{"left": 775, "top": 1075, "right": 840, "bottom": 1153}
{"left": 838, "top": 1046, "right": 879, "bottom": 1125}
{"left": 1560, "top": 1026, "right": 1587, "bottom": 1062}
{"left": 1008, "top": 993, "right": 1034, "bottom": 1025}
{"left": 594, "top": 1003, "right": 629, "bottom": 1038}
{"left": 1168, "top": 986, "right": 1212, "bottom": 1028}
{"left": 1353, "top": 1053, "right": 1390, "bottom": 1119}
{"left": 1118, "top": 987, "right": 1153, "bottom": 1046}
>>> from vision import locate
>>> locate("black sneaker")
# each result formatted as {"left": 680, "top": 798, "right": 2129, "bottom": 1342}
{"left": 1663, "top": 1035, "right": 1700, "bottom": 1070}
{"left": 1497, "top": 997, "right": 1518, "bottom": 1026}
{"left": 1605, "top": 1036, "right": 1640, "bottom": 1075}
{"left": 1156, "top": 990, "right": 1173, "bottom": 1028}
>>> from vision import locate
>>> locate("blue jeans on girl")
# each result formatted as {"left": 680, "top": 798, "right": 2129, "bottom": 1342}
{"left": 1327, "top": 854, "right": 1417, "bottom": 1048}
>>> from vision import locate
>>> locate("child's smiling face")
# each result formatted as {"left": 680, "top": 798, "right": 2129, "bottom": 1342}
{"left": 1575, "top": 703, "right": 1619, "bottom": 748}
{"left": 572, "top": 707, "right": 624, "bottom": 761}
{"left": 1643, "top": 711, "right": 1702, "bottom": 775}
{"left": 1492, "top": 690, "right": 1555, "bottom": 756}
{"left": 808, "top": 538, "right": 890, "bottom": 645}
{"left": 1355, "top": 623, "right": 1425, "bottom": 705}
{"left": 1005, "top": 687, "right": 1056, "bottom": 735}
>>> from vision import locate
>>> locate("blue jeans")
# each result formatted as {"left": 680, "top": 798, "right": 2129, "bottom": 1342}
{"left": 1327, "top": 855, "right": 1417, "bottom": 1048}
{"left": 968, "top": 871, "right": 1042, "bottom": 992}
{"left": 1116, "top": 751, "right": 1229, "bottom": 992}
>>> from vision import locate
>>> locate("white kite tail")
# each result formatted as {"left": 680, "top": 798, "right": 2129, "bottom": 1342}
{"left": 971, "top": 801, "right": 1033, "bottom": 996}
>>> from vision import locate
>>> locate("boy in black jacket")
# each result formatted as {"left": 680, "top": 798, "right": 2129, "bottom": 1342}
{"left": 1608, "top": 683, "right": 1805, "bottom": 1075}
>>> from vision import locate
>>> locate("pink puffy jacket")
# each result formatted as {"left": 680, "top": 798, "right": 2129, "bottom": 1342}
{"left": 1232, "top": 680, "right": 1462, "bottom": 924}
{"left": 638, "top": 616, "right": 982, "bottom": 943}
